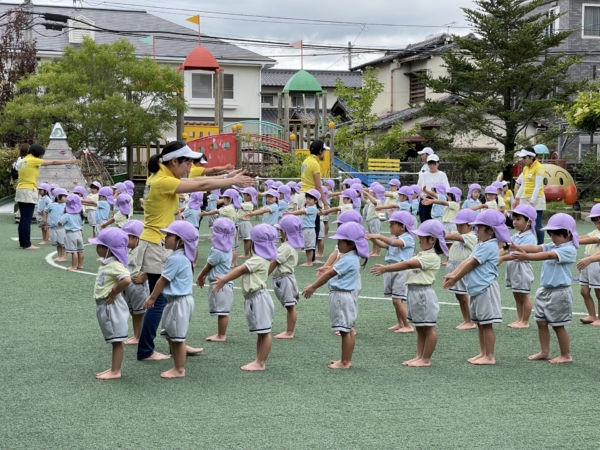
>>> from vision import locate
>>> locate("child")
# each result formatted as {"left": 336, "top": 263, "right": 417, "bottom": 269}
{"left": 238, "top": 188, "right": 256, "bottom": 258}
{"left": 383, "top": 179, "right": 401, "bottom": 219}
{"left": 371, "top": 220, "right": 447, "bottom": 367}
{"left": 90, "top": 228, "right": 131, "bottom": 380}
{"left": 351, "top": 182, "right": 365, "bottom": 213}
{"left": 58, "top": 194, "right": 85, "bottom": 271}
{"left": 283, "top": 189, "right": 320, "bottom": 267}
{"left": 303, "top": 222, "right": 369, "bottom": 369}
{"left": 423, "top": 184, "right": 447, "bottom": 222}
{"left": 202, "top": 189, "right": 240, "bottom": 267}
{"left": 423, "top": 186, "right": 461, "bottom": 234}
{"left": 462, "top": 183, "right": 482, "bottom": 214}
{"left": 577, "top": 204, "right": 600, "bottom": 325}
{"left": 269, "top": 215, "right": 304, "bottom": 339}
{"left": 86, "top": 181, "right": 101, "bottom": 238}
{"left": 211, "top": 224, "right": 278, "bottom": 371}
{"left": 321, "top": 189, "right": 356, "bottom": 217}
{"left": 470, "top": 186, "right": 504, "bottom": 213}
{"left": 101, "top": 193, "right": 131, "bottom": 229}
{"left": 410, "top": 185, "right": 421, "bottom": 219}
{"left": 316, "top": 186, "right": 329, "bottom": 258}
{"left": 499, "top": 204, "right": 537, "bottom": 328}
{"left": 37, "top": 183, "right": 51, "bottom": 245}
{"left": 206, "top": 189, "right": 221, "bottom": 229}
{"left": 95, "top": 187, "right": 114, "bottom": 235}
{"left": 121, "top": 220, "right": 148, "bottom": 345}
{"left": 196, "top": 218, "right": 236, "bottom": 342}
{"left": 321, "top": 181, "right": 334, "bottom": 236}
{"left": 367, "top": 211, "right": 415, "bottom": 333}
{"left": 45, "top": 187, "right": 68, "bottom": 262}
{"left": 243, "top": 189, "right": 279, "bottom": 226}
{"left": 377, "top": 186, "right": 413, "bottom": 215}
{"left": 143, "top": 221, "right": 199, "bottom": 378}
{"left": 443, "top": 210, "right": 510, "bottom": 365}
{"left": 124, "top": 180, "right": 135, "bottom": 197}
{"left": 511, "top": 213, "right": 577, "bottom": 364}
{"left": 182, "top": 192, "right": 203, "bottom": 230}
{"left": 318, "top": 210, "right": 364, "bottom": 275}
{"left": 277, "top": 185, "right": 291, "bottom": 221}
{"left": 363, "top": 184, "right": 385, "bottom": 257}
{"left": 444, "top": 209, "right": 478, "bottom": 330}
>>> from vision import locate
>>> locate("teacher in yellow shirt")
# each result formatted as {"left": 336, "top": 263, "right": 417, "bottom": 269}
{"left": 514, "top": 146, "right": 546, "bottom": 244}
{"left": 189, "top": 153, "right": 235, "bottom": 178}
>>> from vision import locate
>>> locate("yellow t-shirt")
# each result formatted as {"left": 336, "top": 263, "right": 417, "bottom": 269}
{"left": 406, "top": 250, "right": 441, "bottom": 285}
{"left": 94, "top": 257, "right": 130, "bottom": 300}
{"left": 585, "top": 230, "right": 600, "bottom": 256}
{"left": 442, "top": 201, "right": 460, "bottom": 223}
{"left": 241, "top": 255, "right": 270, "bottom": 295}
{"left": 114, "top": 211, "right": 129, "bottom": 228}
{"left": 384, "top": 191, "right": 399, "bottom": 206}
{"left": 300, "top": 154, "right": 321, "bottom": 192}
{"left": 522, "top": 160, "right": 545, "bottom": 198}
{"left": 502, "top": 189, "right": 514, "bottom": 207}
{"left": 219, "top": 204, "right": 238, "bottom": 222}
{"left": 189, "top": 166, "right": 205, "bottom": 178}
{"left": 16, "top": 155, "right": 43, "bottom": 190}
{"left": 141, "top": 165, "right": 181, "bottom": 244}
{"left": 449, "top": 232, "right": 478, "bottom": 261}
{"left": 272, "top": 242, "right": 298, "bottom": 277}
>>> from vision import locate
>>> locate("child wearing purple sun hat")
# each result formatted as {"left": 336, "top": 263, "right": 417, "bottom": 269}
{"left": 283, "top": 188, "right": 321, "bottom": 266}
{"left": 58, "top": 194, "right": 85, "bottom": 270}
{"left": 37, "top": 183, "right": 51, "bottom": 244}
{"left": 577, "top": 204, "right": 600, "bottom": 325}
{"left": 144, "top": 220, "right": 199, "bottom": 378}
{"left": 238, "top": 187, "right": 256, "bottom": 258}
{"left": 102, "top": 193, "right": 132, "bottom": 230}
{"left": 201, "top": 188, "right": 240, "bottom": 266}
{"left": 211, "top": 224, "right": 278, "bottom": 371}
{"left": 364, "top": 184, "right": 386, "bottom": 256}
{"left": 422, "top": 183, "right": 447, "bottom": 222}
{"left": 372, "top": 219, "right": 446, "bottom": 367}
{"left": 45, "top": 188, "right": 68, "bottom": 262}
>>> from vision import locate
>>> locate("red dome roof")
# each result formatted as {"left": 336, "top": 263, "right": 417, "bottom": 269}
{"left": 181, "top": 46, "right": 219, "bottom": 71}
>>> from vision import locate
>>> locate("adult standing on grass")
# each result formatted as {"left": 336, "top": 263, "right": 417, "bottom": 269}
{"left": 513, "top": 147, "right": 546, "bottom": 244}
{"left": 417, "top": 147, "right": 435, "bottom": 174}
{"left": 15, "top": 143, "right": 79, "bottom": 250}
{"left": 137, "top": 141, "right": 257, "bottom": 361}
{"left": 417, "top": 154, "right": 449, "bottom": 223}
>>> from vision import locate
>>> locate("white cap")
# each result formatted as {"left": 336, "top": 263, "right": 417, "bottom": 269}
{"left": 418, "top": 147, "right": 434, "bottom": 155}
{"left": 427, "top": 154, "right": 440, "bottom": 162}
{"left": 501, "top": 180, "right": 509, "bottom": 186}
{"left": 323, "top": 144, "right": 330, "bottom": 150}
{"left": 516, "top": 149, "right": 536, "bottom": 158}
{"left": 161, "top": 145, "right": 202, "bottom": 162}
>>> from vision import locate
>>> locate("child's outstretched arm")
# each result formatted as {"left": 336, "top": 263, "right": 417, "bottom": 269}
{"left": 512, "top": 248, "right": 558, "bottom": 262}
{"left": 578, "top": 236, "right": 600, "bottom": 245}
{"left": 80, "top": 199, "right": 97, "bottom": 207}
{"left": 284, "top": 209, "right": 307, "bottom": 216}
{"left": 362, "top": 190, "right": 378, "bottom": 205}
{"left": 442, "top": 257, "right": 479, "bottom": 289}
{"left": 316, "top": 250, "right": 341, "bottom": 277}
{"left": 101, "top": 217, "right": 115, "bottom": 228}
{"left": 422, "top": 187, "right": 439, "bottom": 199}
{"left": 195, "top": 262, "right": 214, "bottom": 288}
{"left": 509, "top": 244, "right": 544, "bottom": 253}
{"left": 200, "top": 210, "right": 219, "bottom": 217}
{"left": 422, "top": 198, "right": 449, "bottom": 206}
{"left": 374, "top": 204, "right": 398, "bottom": 211}
{"left": 366, "top": 234, "right": 390, "bottom": 249}
{"left": 244, "top": 207, "right": 271, "bottom": 219}
{"left": 469, "top": 203, "right": 488, "bottom": 211}
{"left": 320, "top": 206, "right": 340, "bottom": 215}
{"left": 302, "top": 267, "right": 337, "bottom": 298}
{"left": 211, "top": 265, "right": 250, "bottom": 292}
{"left": 370, "top": 259, "right": 421, "bottom": 276}
{"left": 577, "top": 251, "right": 600, "bottom": 271}
{"left": 444, "top": 233, "right": 464, "bottom": 243}
{"left": 143, "top": 276, "right": 169, "bottom": 309}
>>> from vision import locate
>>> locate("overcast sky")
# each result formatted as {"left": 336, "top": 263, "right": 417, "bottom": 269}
{"left": 27, "top": 0, "right": 477, "bottom": 70}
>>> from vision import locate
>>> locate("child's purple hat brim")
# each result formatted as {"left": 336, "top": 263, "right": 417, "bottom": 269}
{"left": 540, "top": 213, "right": 579, "bottom": 248}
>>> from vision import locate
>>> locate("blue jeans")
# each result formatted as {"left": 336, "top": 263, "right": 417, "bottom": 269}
{"left": 137, "top": 273, "right": 168, "bottom": 360}
{"left": 536, "top": 210, "right": 544, "bottom": 245}
{"left": 18, "top": 202, "right": 35, "bottom": 248}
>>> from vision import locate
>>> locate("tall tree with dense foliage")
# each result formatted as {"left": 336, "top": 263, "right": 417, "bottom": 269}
{"left": 0, "top": 38, "right": 185, "bottom": 158}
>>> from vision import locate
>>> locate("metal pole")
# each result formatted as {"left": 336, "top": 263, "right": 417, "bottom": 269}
{"left": 23, "top": 0, "right": 33, "bottom": 42}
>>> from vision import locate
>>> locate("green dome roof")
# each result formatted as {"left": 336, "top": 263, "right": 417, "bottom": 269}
{"left": 283, "top": 70, "right": 323, "bottom": 93}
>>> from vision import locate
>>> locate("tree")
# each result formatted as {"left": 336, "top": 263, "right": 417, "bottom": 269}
{"left": 419, "top": 0, "right": 584, "bottom": 174}
{"left": 562, "top": 84, "right": 600, "bottom": 156}
{"left": 0, "top": 38, "right": 185, "bottom": 158}
{"left": 0, "top": 7, "right": 37, "bottom": 145}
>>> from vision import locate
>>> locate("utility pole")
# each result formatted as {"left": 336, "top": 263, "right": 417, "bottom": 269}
{"left": 347, "top": 42, "right": 352, "bottom": 70}
{"left": 22, "top": 0, "right": 33, "bottom": 42}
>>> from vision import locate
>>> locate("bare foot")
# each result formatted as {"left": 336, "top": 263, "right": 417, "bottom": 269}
{"left": 24, "top": 245, "right": 39, "bottom": 250}
{"left": 77, "top": 266, "right": 84, "bottom": 270}
{"left": 186, "top": 345, "right": 203, "bottom": 355}
{"left": 198, "top": 238, "right": 205, "bottom": 242}
{"left": 39, "top": 241, "right": 49, "bottom": 245}
{"left": 300, "top": 262, "right": 314, "bottom": 267}
{"left": 403, "top": 357, "right": 420, "bottom": 366}
{"left": 313, "top": 260, "right": 325, "bottom": 264}
{"left": 470, "top": 356, "right": 496, "bottom": 365}
{"left": 206, "top": 334, "right": 226, "bottom": 342}
{"left": 160, "top": 367, "right": 186, "bottom": 378}
{"left": 457, "top": 323, "right": 477, "bottom": 330}
{"left": 507, "top": 321, "right": 519, "bottom": 328}
{"left": 408, "top": 359, "right": 431, "bottom": 367}
{"left": 96, "top": 368, "right": 110, "bottom": 376}
{"left": 316, "top": 253, "right": 324, "bottom": 258}
{"left": 441, "top": 260, "right": 448, "bottom": 266}
{"left": 528, "top": 352, "right": 550, "bottom": 361}
{"left": 124, "top": 337, "right": 139, "bottom": 345}
{"left": 591, "top": 320, "right": 600, "bottom": 327}
{"left": 388, "top": 324, "right": 400, "bottom": 331}
{"left": 96, "top": 369, "right": 121, "bottom": 380}
{"left": 467, "top": 353, "right": 484, "bottom": 363}
{"left": 549, "top": 355, "right": 573, "bottom": 364}
{"left": 140, "top": 351, "right": 171, "bottom": 361}
{"left": 394, "top": 326, "right": 414, "bottom": 334}
{"left": 580, "top": 315, "right": 596, "bottom": 324}
{"left": 511, "top": 322, "right": 529, "bottom": 329}
{"left": 66, "top": 266, "right": 78, "bottom": 271}
{"left": 328, "top": 360, "right": 351, "bottom": 369}
{"left": 275, "top": 331, "right": 294, "bottom": 339}
{"left": 241, "top": 361, "right": 266, "bottom": 371}
{"left": 54, "top": 257, "right": 67, "bottom": 262}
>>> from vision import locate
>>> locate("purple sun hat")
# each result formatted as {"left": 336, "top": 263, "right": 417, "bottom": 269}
{"left": 272, "top": 181, "right": 283, "bottom": 190}
{"left": 541, "top": 213, "right": 579, "bottom": 248}
{"left": 222, "top": 188, "right": 241, "bottom": 209}
{"left": 114, "top": 194, "right": 130, "bottom": 215}
{"left": 389, "top": 179, "right": 401, "bottom": 187}
{"left": 113, "top": 182, "right": 127, "bottom": 194}
{"left": 124, "top": 180, "right": 135, "bottom": 196}
{"left": 351, "top": 182, "right": 364, "bottom": 201}
{"left": 387, "top": 211, "right": 415, "bottom": 234}
{"left": 341, "top": 188, "right": 360, "bottom": 208}
{"left": 160, "top": 220, "right": 199, "bottom": 262}
{"left": 324, "top": 179, "right": 335, "bottom": 190}
{"left": 122, "top": 219, "right": 144, "bottom": 238}
{"left": 90, "top": 181, "right": 102, "bottom": 190}
{"left": 448, "top": 187, "right": 462, "bottom": 203}
{"left": 53, "top": 187, "right": 68, "bottom": 198}
{"left": 250, "top": 223, "right": 278, "bottom": 260}
{"left": 413, "top": 219, "right": 449, "bottom": 256}
{"left": 322, "top": 186, "right": 329, "bottom": 198}
{"left": 287, "top": 181, "right": 299, "bottom": 193}
{"left": 187, "top": 191, "right": 203, "bottom": 210}
{"left": 98, "top": 187, "right": 115, "bottom": 205}
{"left": 89, "top": 228, "right": 129, "bottom": 267}
{"left": 329, "top": 222, "right": 369, "bottom": 258}
{"left": 65, "top": 194, "right": 82, "bottom": 214}
{"left": 73, "top": 186, "right": 87, "bottom": 199}
{"left": 515, "top": 177, "right": 523, "bottom": 186}
{"left": 50, "top": 183, "right": 59, "bottom": 191}
{"left": 587, "top": 204, "right": 600, "bottom": 220}
{"left": 492, "top": 181, "right": 503, "bottom": 190}
{"left": 277, "top": 184, "right": 291, "bottom": 202}
{"left": 411, "top": 185, "right": 421, "bottom": 196}
{"left": 450, "top": 208, "right": 477, "bottom": 225}
{"left": 264, "top": 179, "right": 274, "bottom": 189}
{"left": 211, "top": 217, "right": 236, "bottom": 252}
{"left": 399, "top": 186, "right": 414, "bottom": 199}
{"left": 264, "top": 189, "right": 279, "bottom": 201}
{"left": 334, "top": 209, "right": 363, "bottom": 225}
{"left": 433, "top": 184, "right": 447, "bottom": 196}
{"left": 370, "top": 184, "right": 386, "bottom": 202}
{"left": 508, "top": 204, "right": 536, "bottom": 234}
{"left": 470, "top": 209, "right": 511, "bottom": 243}
{"left": 211, "top": 188, "right": 222, "bottom": 196}
{"left": 297, "top": 181, "right": 302, "bottom": 189}
{"left": 467, "top": 183, "right": 482, "bottom": 200}
{"left": 484, "top": 185, "right": 498, "bottom": 195}
{"left": 38, "top": 182, "right": 50, "bottom": 192}
{"left": 242, "top": 187, "right": 258, "bottom": 205}
{"left": 306, "top": 188, "right": 321, "bottom": 201}
{"left": 274, "top": 215, "right": 304, "bottom": 249}
{"left": 342, "top": 178, "right": 355, "bottom": 188}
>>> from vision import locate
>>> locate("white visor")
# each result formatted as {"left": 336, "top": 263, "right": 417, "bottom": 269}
{"left": 516, "top": 149, "right": 536, "bottom": 158}
{"left": 161, "top": 145, "right": 201, "bottom": 162}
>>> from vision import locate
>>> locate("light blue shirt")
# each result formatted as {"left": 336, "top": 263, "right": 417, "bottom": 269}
{"left": 302, "top": 205, "right": 318, "bottom": 228}
{"left": 465, "top": 238, "right": 499, "bottom": 296}
{"left": 59, "top": 213, "right": 83, "bottom": 232}
{"left": 37, "top": 195, "right": 51, "bottom": 214}
{"left": 45, "top": 203, "right": 65, "bottom": 228}
{"left": 263, "top": 203, "right": 279, "bottom": 226}
{"left": 207, "top": 194, "right": 219, "bottom": 211}
{"left": 96, "top": 200, "right": 110, "bottom": 223}
{"left": 328, "top": 251, "right": 360, "bottom": 291}
{"left": 431, "top": 194, "right": 446, "bottom": 219}
{"left": 397, "top": 200, "right": 411, "bottom": 213}
{"left": 462, "top": 198, "right": 481, "bottom": 215}
{"left": 278, "top": 200, "right": 288, "bottom": 221}
{"left": 207, "top": 248, "right": 233, "bottom": 286}
{"left": 385, "top": 232, "right": 415, "bottom": 264}
{"left": 540, "top": 242, "right": 577, "bottom": 288}
{"left": 411, "top": 199, "right": 419, "bottom": 217}
{"left": 511, "top": 231, "right": 537, "bottom": 247}
{"left": 162, "top": 249, "right": 193, "bottom": 296}
{"left": 182, "top": 207, "right": 200, "bottom": 228}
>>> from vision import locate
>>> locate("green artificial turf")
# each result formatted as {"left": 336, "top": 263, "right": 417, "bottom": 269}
{"left": 2, "top": 214, "right": 600, "bottom": 449}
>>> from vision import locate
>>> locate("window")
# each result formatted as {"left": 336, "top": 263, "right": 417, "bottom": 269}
{"left": 584, "top": 5, "right": 600, "bottom": 37}
{"left": 546, "top": 7, "right": 559, "bottom": 35}
{"left": 409, "top": 73, "right": 426, "bottom": 103}
{"left": 262, "top": 95, "right": 274, "bottom": 106}
{"left": 191, "top": 73, "right": 234, "bottom": 99}
{"left": 222, "top": 74, "right": 234, "bottom": 100}
{"left": 290, "top": 95, "right": 315, "bottom": 108}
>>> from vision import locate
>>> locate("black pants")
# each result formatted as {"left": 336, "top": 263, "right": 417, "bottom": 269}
{"left": 419, "top": 202, "right": 432, "bottom": 223}
{"left": 313, "top": 213, "right": 321, "bottom": 262}
{"left": 17, "top": 202, "right": 35, "bottom": 248}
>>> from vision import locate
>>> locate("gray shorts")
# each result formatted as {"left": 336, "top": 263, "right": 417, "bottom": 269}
{"left": 87, "top": 210, "right": 97, "bottom": 226}
{"left": 160, "top": 295, "right": 195, "bottom": 342}
{"left": 322, "top": 214, "right": 330, "bottom": 222}
{"left": 367, "top": 218, "right": 381, "bottom": 234}
{"left": 384, "top": 270, "right": 408, "bottom": 299}
{"left": 534, "top": 286, "right": 572, "bottom": 326}
{"left": 208, "top": 214, "right": 217, "bottom": 228}
{"left": 329, "top": 290, "right": 357, "bottom": 333}
{"left": 65, "top": 230, "right": 84, "bottom": 253}
{"left": 208, "top": 283, "right": 234, "bottom": 316}
{"left": 238, "top": 221, "right": 252, "bottom": 240}
{"left": 95, "top": 294, "right": 129, "bottom": 343}
{"left": 506, "top": 260, "right": 534, "bottom": 293}
{"left": 50, "top": 227, "right": 65, "bottom": 247}
{"left": 406, "top": 285, "right": 439, "bottom": 327}
{"left": 444, "top": 222, "right": 457, "bottom": 234}
{"left": 469, "top": 280, "right": 502, "bottom": 325}
{"left": 244, "top": 288, "right": 274, "bottom": 334}
{"left": 37, "top": 213, "right": 44, "bottom": 228}
{"left": 318, "top": 220, "right": 325, "bottom": 240}
{"left": 125, "top": 280, "right": 149, "bottom": 314}
{"left": 302, "top": 228, "right": 316, "bottom": 251}
{"left": 446, "top": 260, "right": 467, "bottom": 294}
{"left": 353, "top": 276, "right": 361, "bottom": 303}
{"left": 273, "top": 273, "right": 300, "bottom": 307}
{"left": 233, "top": 229, "right": 239, "bottom": 250}
{"left": 580, "top": 257, "right": 600, "bottom": 289}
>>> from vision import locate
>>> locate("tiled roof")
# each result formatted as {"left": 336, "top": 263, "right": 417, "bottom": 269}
{"left": 0, "top": 3, "right": 274, "bottom": 64}
{"left": 262, "top": 69, "right": 362, "bottom": 88}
